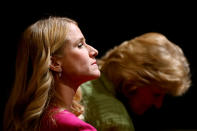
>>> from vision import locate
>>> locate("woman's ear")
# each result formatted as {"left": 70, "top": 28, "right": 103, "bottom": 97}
{"left": 50, "top": 56, "right": 62, "bottom": 73}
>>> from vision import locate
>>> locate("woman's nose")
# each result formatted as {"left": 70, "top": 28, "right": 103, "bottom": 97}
{"left": 88, "top": 45, "right": 98, "bottom": 57}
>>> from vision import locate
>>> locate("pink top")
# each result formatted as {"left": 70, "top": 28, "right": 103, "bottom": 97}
{"left": 40, "top": 106, "right": 97, "bottom": 131}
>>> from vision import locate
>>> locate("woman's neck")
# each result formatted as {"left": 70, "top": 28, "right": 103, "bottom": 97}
{"left": 53, "top": 81, "right": 78, "bottom": 111}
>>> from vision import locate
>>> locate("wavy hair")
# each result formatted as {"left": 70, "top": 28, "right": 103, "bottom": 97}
{"left": 99, "top": 32, "right": 191, "bottom": 97}
{"left": 4, "top": 16, "right": 83, "bottom": 131}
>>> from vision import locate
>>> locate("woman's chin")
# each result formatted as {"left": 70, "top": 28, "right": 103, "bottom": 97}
{"left": 91, "top": 71, "right": 101, "bottom": 80}
{"left": 83, "top": 71, "right": 101, "bottom": 82}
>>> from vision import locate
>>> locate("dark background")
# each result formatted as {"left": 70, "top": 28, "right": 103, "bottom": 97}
{"left": 1, "top": 2, "right": 197, "bottom": 131}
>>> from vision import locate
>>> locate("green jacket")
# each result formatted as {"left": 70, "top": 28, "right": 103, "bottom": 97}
{"left": 81, "top": 73, "right": 135, "bottom": 131}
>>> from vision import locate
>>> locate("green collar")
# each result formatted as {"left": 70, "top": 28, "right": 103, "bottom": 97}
{"left": 99, "top": 72, "right": 117, "bottom": 96}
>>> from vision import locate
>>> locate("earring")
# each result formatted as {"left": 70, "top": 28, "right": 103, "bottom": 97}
{"left": 58, "top": 72, "right": 62, "bottom": 78}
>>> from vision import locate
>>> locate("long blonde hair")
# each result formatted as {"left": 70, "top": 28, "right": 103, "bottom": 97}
{"left": 99, "top": 32, "right": 191, "bottom": 97}
{"left": 4, "top": 16, "right": 83, "bottom": 131}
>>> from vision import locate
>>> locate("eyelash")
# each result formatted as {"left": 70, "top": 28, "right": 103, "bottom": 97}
{"left": 78, "top": 42, "right": 84, "bottom": 48}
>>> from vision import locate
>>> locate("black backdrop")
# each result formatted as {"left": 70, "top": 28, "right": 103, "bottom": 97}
{"left": 1, "top": 2, "right": 197, "bottom": 131}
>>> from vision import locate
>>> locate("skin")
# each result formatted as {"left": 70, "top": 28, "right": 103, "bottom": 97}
{"left": 127, "top": 86, "right": 165, "bottom": 115}
{"left": 50, "top": 23, "right": 100, "bottom": 110}
{"left": 57, "top": 23, "right": 100, "bottom": 87}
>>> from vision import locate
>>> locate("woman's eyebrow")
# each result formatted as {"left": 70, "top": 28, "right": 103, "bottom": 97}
{"left": 74, "top": 37, "right": 85, "bottom": 44}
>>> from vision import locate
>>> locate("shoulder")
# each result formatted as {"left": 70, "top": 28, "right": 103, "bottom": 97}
{"left": 82, "top": 93, "right": 134, "bottom": 130}
{"left": 41, "top": 109, "right": 97, "bottom": 131}
{"left": 55, "top": 110, "right": 96, "bottom": 130}
{"left": 54, "top": 110, "right": 78, "bottom": 124}
{"left": 81, "top": 79, "right": 101, "bottom": 93}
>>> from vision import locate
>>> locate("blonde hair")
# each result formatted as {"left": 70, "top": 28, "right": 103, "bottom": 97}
{"left": 99, "top": 32, "right": 191, "bottom": 97}
{"left": 4, "top": 16, "right": 83, "bottom": 131}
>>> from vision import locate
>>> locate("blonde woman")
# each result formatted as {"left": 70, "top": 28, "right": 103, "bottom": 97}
{"left": 81, "top": 32, "right": 191, "bottom": 131}
{"left": 3, "top": 16, "right": 100, "bottom": 131}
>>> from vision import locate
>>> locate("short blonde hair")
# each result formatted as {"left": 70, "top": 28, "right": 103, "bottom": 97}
{"left": 99, "top": 32, "right": 191, "bottom": 96}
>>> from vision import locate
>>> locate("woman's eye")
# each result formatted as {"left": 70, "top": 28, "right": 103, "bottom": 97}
{"left": 78, "top": 43, "right": 84, "bottom": 48}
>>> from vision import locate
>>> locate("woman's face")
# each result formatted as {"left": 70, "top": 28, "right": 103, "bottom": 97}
{"left": 126, "top": 86, "right": 165, "bottom": 115}
{"left": 58, "top": 23, "right": 100, "bottom": 85}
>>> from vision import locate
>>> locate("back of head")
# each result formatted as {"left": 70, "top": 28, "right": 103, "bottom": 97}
{"left": 3, "top": 16, "right": 78, "bottom": 131}
{"left": 99, "top": 32, "right": 191, "bottom": 97}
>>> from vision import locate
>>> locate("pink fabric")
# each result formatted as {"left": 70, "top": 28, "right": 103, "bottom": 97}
{"left": 40, "top": 106, "right": 97, "bottom": 131}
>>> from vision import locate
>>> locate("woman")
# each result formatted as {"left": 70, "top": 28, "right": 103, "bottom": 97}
{"left": 4, "top": 16, "right": 100, "bottom": 131}
{"left": 81, "top": 32, "right": 191, "bottom": 131}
